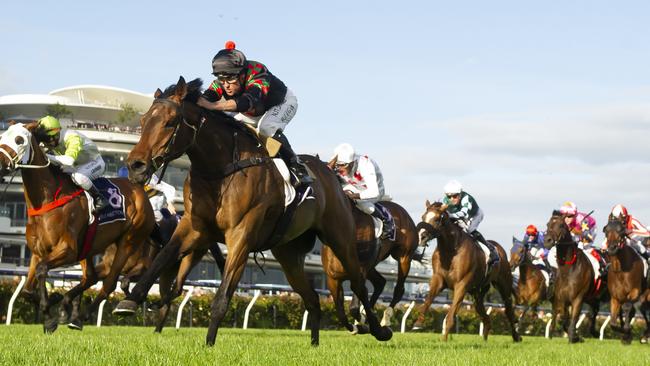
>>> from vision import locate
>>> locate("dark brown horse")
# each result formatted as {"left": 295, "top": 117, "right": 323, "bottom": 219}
{"left": 544, "top": 210, "right": 605, "bottom": 342}
{"left": 0, "top": 122, "right": 155, "bottom": 332}
{"left": 603, "top": 215, "right": 650, "bottom": 344}
{"left": 509, "top": 239, "right": 548, "bottom": 333}
{"left": 412, "top": 201, "right": 520, "bottom": 342}
{"left": 321, "top": 200, "right": 418, "bottom": 332}
{"left": 112, "top": 77, "right": 392, "bottom": 346}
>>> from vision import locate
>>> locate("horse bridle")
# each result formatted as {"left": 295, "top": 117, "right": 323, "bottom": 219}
{"left": 604, "top": 219, "right": 628, "bottom": 249}
{"left": 149, "top": 98, "right": 201, "bottom": 174}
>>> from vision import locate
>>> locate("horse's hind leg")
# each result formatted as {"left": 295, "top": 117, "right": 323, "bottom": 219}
{"left": 65, "top": 260, "right": 100, "bottom": 330}
{"left": 586, "top": 300, "right": 600, "bottom": 338}
{"left": 209, "top": 242, "right": 226, "bottom": 276}
{"left": 413, "top": 274, "right": 444, "bottom": 330}
{"left": 367, "top": 268, "right": 386, "bottom": 309}
{"left": 272, "top": 232, "right": 322, "bottom": 346}
{"left": 381, "top": 254, "right": 411, "bottom": 327}
{"left": 639, "top": 300, "right": 650, "bottom": 343}
{"left": 494, "top": 274, "right": 522, "bottom": 342}
{"left": 474, "top": 287, "right": 492, "bottom": 341}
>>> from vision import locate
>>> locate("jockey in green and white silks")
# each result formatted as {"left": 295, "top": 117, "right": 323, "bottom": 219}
{"left": 36, "top": 116, "right": 108, "bottom": 211}
{"left": 442, "top": 180, "right": 498, "bottom": 266}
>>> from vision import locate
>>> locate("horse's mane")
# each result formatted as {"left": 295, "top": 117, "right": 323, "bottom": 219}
{"left": 160, "top": 77, "right": 255, "bottom": 137}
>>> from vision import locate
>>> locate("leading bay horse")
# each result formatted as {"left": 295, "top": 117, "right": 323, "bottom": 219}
{"left": 0, "top": 122, "right": 155, "bottom": 332}
{"left": 509, "top": 239, "right": 548, "bottom": 333}
{"left": 603, "top": 215, "right": 650, "bottom": 344}
{"left": 413, "top": 201, "right": 520, "bottom": 342}
{"left": 112, "top": 77, "right": 392, "bottom": 346}
{"left": 321, "top": 200, "right": 418, "bottom": 332}
{"left": 544, "top": 210, "right": 606, "bottom": 343}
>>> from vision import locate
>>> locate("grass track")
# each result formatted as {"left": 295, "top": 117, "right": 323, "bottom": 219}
{"left": 1, "top": 325, "right": 649, "bottom": 365}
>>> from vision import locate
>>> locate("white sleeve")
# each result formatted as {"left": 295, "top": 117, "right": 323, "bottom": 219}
{"left": 47, "top": 154, "right": 74, "bottom": 167}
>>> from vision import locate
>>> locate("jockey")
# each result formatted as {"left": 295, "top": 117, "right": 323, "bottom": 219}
{"left": 522, "top": 224, "right": 547, "bottom": 266}
{"left": 35, "top": 116, "right": 108, "bottom": 212}
{"left": 558, "top": 201, "right": 606, "bottom": 275}
{"left": 442, "top": 180, "right": 499, "bottom": 266}
{"left": 604, "top": 204, "right": 650, "bottom": 262}
{"left": 197, "top": 41, "right": 311, "bottom": 185}
{"left": 144, "top": 174, "right": 177, "bottom": 223}
{"left": 559, "top": 201, "right": 597, "bottom": 247}
{"left": 331, "top": 143, "right": 393, "bottom": 239}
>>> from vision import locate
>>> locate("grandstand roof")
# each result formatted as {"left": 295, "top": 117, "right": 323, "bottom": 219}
{"left": 0, "top": 85, "right": 153, "bottom": 125}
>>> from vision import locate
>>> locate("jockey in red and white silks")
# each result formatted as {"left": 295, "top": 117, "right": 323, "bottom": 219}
{"left": 332, "top": 143, "right": 387, "bottom": 214}
{"left": 601, "top": 204, "right": 650, "bottom": 262}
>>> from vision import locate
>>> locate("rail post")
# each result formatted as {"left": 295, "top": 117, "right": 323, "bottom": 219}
{"left": 400, "top": 301, "right": 416, "bottom": 334}
{"left": 243, "top": 290, "right": 261, "bottom": 330}
{"left": 175, "top": 286, "right": 195, "bottom": 330}
{"left": 6, "top": 276, "right": 26, "bottom": 325}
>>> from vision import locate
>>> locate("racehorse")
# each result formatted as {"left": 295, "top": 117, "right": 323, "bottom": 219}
{"left": 321, "top": 200, "right": 418, "bottom": 332}
{"left": 603, "top": 216, "right": 650, "bottom": 344}
{"left": 544, "top": 210, "right": 606, "bottom": 343}
{"left": 0, "top": 122, "right": 155, "bottom": 332}
{"left": 112, "top": 77, "right": 392, "bottom": 346}
{"left": 509, "top": 239, "right": 548, "bottom": 333}
{"left": 413, "top": 201, "right": 521, "bottom": 342}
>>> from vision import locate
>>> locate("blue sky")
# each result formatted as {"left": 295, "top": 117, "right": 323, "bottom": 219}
{"left": 3, "top": 1, "right": 650, "bottom": 250}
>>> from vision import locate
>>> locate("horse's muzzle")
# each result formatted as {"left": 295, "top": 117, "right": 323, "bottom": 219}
{"left": 127, "top": 159, "right": 151, "bottom": 184}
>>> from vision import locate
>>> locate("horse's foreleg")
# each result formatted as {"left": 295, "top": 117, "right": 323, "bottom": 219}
{"left": 326, "top": 276, "right": 355, "bottom": 333}
{"left": 442, "top": 283, "right": 469, "bottom": 341}
{"left": 153, "top": 259, "right": 180, "bottom": 333}
{"left": 64, "top": 260, "right": 99, "bottom": 329}
{"left": 206, "top": 242, "right": 251, "bottom": 347}
{"left": 609, "top": 298, "right": 623, "bottom": 333}
{"left": 271, "top": 232, "right": 322, "bottom": 346}
{"left": 568, "top": 297, "right": 585, "bottom": 343}
{"left": 639, "top": 300, "right": 650, "bottom": 343}
{"left": 413, "top": 274, "right": 444, "bottom": 330}
{"left": 621, "top": 302, "right": 635, "bottom": 345}
{"left": 326, "top": 236, "right": 391, "bottom": 342}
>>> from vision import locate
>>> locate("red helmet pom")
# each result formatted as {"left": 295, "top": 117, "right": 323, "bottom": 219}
{"left": 526, "top": 224, "right": 538, "bottom": 236}
{"left": 224, "top": 40, "right": 236, "bottom": 50}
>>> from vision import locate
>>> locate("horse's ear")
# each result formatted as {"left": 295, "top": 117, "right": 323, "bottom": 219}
{"left": 175, "top": 76, "right": 187, "bottom": 100}
{"left": 7, "top": 120, "right": 17, "bottom": 126}
{"left": 23, "top": 121, "right": 39, "bottom": 131}
{"left": 425, "top": 199, "right": 431, "bottom": 208}
{"left": 154, "top": 88, "right": 163, "bottom": 99}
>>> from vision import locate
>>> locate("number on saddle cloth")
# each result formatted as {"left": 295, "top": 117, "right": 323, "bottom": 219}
{"left": 91, "top": 178, "right": 126, "bottom": 224}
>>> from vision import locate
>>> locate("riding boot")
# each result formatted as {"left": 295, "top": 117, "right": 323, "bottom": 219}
{"left": 87, "top": 185, "right": 108, "bottom": 213}
{"left": 371, "top": 209, "right": 393, "bottom": 240}
{"left": 471, "top": 231, "right": 499, "bottom": 267}
{"left": 273, "top": 131, "right": 313, "bottom": 185}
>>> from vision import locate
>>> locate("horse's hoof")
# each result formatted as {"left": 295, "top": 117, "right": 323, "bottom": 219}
{"left": 67, "top": 319, "right": 83, "bottom": 331}
{"left": 513, "top": 334, "right": 523, "bottom": 343}
{"left": 373, "top": 326, "right": 393, "bottom": 342}
{"left": 43, "top": 318, "right": 58, "bottom": 334}
{"left": 113, "top": 299, "right": 138, "bottom": 316}
{"left": 412, "top": 321, "right": 424, "bottom": 331}
{"left": 349, "top": 324, "right": 359, "bottom": 335}
{"left": 357, "top": 324, "right": 370, "bottom": 335}
{"left": 569, "top": 336, "right": 584, "bottom": 344}
{"left": 641, "top": 337, "right": 648, "bottom": 344}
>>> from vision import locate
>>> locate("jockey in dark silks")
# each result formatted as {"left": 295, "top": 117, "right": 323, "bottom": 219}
{"left": 197, "top": 41, "right": 311, "bottom": 185}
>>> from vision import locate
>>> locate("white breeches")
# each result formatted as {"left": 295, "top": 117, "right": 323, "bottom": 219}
{"left": 234, "top": 88, "right": 298, "bottom": 137}
{"left": 70, "top": 156, "right": 105, "bottom": 190}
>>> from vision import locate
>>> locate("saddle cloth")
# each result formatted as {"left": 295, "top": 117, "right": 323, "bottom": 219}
{"left": 272, "top": 159, "right": 314, "bottom": 207}
{"left": 583, "top": 248, "right": 603, "bottom": 281}
{"left": 84, "top": 178, "right": 126, "bottom": 225}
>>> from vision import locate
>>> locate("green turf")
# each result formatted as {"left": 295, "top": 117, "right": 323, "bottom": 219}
{"left": 0, "top": 325, "right": 648, "bottom": 365}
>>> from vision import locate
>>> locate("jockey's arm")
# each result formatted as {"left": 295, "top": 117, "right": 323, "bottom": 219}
{"left": 46, "top": 134, "right": 82, "bottom": 168}
{"left": 197, "top": 97, "right": 238, "bottom": 112}
{"left": 448, "top": 195, "right": 471, "bottom": 220}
